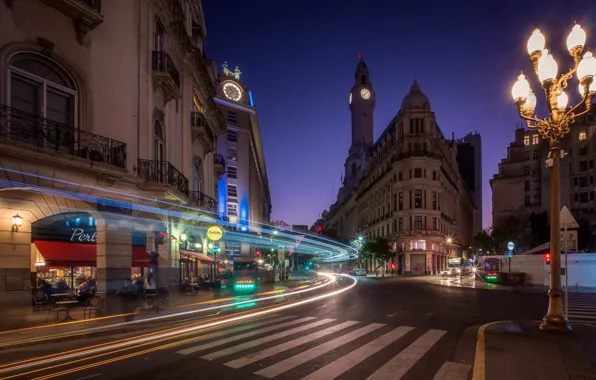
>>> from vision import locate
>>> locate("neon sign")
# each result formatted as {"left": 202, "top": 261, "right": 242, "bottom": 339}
{"left": 70, "top": 228, "right": 97, "bottom": 243}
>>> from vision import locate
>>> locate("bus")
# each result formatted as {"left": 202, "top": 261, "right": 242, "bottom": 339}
{"left": 230, "top": 257, "right": 259, "bottom": 292}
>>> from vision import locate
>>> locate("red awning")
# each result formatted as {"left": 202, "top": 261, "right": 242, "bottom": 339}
{"left": 180, "top": 249, "right": 214, "bottom": 264}
{"left": 35, "top": 241, "right": 95, "bottom": 268}
{"left": 34, "top": 241, "right": 150, "bottom": 268}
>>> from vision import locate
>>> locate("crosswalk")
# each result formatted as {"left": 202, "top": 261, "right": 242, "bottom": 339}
{"left": 564, "top": 292, "right": 596, "bottom": 325}
{"left": 171, "top": 313, "right": 472, "bottom": 380}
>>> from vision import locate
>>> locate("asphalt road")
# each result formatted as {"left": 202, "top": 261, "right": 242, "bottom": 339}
{"left": 0, "top": 275, "right": 549, "bottom": 380}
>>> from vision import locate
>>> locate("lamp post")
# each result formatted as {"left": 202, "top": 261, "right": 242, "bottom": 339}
{"left": 511, "top": 24, "right": 596, "bottom": 332}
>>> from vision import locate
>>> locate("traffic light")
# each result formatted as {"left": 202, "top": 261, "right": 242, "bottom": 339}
{"left": 391, "top": 263, "right": 396, "bottom": 270}
{"left": 545, "top": 253, "right": 551, "bottom": 265}
{"left": 316, "top": 226, "right": 323, "bottom": 234}
{"left": 154, "top": 230, "right": 166, "bottom": 247}
{"left": 150, "top": 252, "right": 160, "bottom": 266}
{"left": 255, "top": 250, "right": 260, "bottom": 256}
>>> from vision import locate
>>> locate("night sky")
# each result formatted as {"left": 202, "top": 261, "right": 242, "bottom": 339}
{"left": 202, "top": 0, "right": 594, "bottom": 229}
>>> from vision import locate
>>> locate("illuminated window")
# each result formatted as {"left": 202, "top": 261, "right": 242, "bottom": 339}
{"left": 523, "top": 136, "right": 530, "bottom": 146}
{"left": 227, "top": 147, "right": 237, "bottom": 161}
{"left": 227, "top": 166, "right": 237, "bottom": 179}
{"left": 579, "top": 130, "right": 587, "bottom": 141}
{"left": 227, "top": 184, "right": 238, "bottom": 199}
{"left": 227, "top": 203, "right": 238, "bottom": 216}
{"left": 532, "top": 134, "right": 539, "bottom": 144}
{"left": 410, "top": 239, "right": 426, "bottom": 250}
{"left": 227, "top": 130, "right": 237, "bottom": 143}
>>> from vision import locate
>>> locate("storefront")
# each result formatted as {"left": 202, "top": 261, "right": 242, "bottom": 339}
{"left": 179, "top": 249, "right": 217, "bottom": 279}
{"left": 31, "top": 212, "right": 149, "bottom": 290}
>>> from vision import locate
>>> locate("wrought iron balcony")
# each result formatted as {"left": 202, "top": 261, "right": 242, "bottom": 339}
{"left": 189, "top": 191, "right": 217, "bottom": 211}
{"left": 0, "top": 104, "right": 126, "bottom": 169}
{"left": 34, "top": 0, "right": 104, "bottom": 44}
{"left": 152, "top": 51, "right": 180, "bottom": 103}
{"left": 191, "top": 112, "right": 215, "bottom": 146}
{"left": 137, "top": 159, "right": 189, "bottom": 197}
{"left": 214, "top": 153, "right": 226, "bottom": 178}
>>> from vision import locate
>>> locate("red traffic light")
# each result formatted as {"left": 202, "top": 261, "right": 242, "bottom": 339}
{"left": 256, "top": 250, "right": 260, "bottom": 256}
{"left": 391, "top": 263, "right": 396, "bottom": 269}
{"left": 545, "top": 253, "right": 551, "bottom": 265}
{"left": 316, "top": 226, "right": 323, "bottom": 233}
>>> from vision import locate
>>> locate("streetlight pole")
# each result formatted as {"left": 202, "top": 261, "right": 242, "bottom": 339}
{"left": 511, "top": 24, "right": 596, "bottom": 332}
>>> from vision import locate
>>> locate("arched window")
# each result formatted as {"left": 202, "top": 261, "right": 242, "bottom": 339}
{"left": 8, "top": 52, "right": 76, "bottom": 126}
{"left": 193, "top": 161, "right": 203, "bottom": 192}
{"left": 153, "top": 120, "right": 164, "bottom": 161}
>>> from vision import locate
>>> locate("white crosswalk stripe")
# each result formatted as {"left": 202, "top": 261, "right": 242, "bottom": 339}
{"left": 563, "top": 293, "right": 596, "bottom": 325}
{"left": 173, "top": 314, "right": 462, "bottom": 379}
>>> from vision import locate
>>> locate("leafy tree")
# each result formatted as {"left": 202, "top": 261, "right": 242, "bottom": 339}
{"left": 473, "top": 229, "right": 495, "bottom": 254}
{"left": 362, "top": 238, "right": 393, "bottom": 276}
{"left": 491, "top": 214, "right": 532, "bottom": 254}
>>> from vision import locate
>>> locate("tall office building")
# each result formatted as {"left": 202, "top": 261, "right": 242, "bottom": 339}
{"left": 213, "top": 65, "right": 272, "bottom": 255}
{"left": 456, "top": 132, "right": 483, "bottom": 234}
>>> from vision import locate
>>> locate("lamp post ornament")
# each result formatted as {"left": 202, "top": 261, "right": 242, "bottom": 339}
{"left": 511, "top": 23, "right": 596, "bottom": 332}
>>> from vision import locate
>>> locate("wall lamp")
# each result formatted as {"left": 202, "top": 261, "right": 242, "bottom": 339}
{"left": 12, "top": 214, "right": 22, "bottom": 232}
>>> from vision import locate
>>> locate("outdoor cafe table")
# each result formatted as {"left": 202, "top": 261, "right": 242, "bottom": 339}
{"left": 55, "top": 300, "right": 78, "bottom": 322}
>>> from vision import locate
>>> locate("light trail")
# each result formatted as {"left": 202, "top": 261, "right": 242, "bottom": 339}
{"left": 0, "top": 274, "right": 357, "bottom": 379}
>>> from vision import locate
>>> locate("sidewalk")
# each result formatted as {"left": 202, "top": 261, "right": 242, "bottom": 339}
{"left": 0, "top": 279, "right": 307, "bottom": 347}
{"left": 426, "top": 275, "right": 596, "bottom": 294}
{"left": 479, "top": 320, "right": 596, "bottom": 380}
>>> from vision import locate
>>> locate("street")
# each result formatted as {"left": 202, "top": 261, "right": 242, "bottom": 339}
{"left": 0, "top": 276, "right": 549, "bottom": 380}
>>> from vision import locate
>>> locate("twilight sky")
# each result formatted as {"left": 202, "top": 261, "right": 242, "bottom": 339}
{"left": 202, "top": 0, "right": 594, "bottom": 229}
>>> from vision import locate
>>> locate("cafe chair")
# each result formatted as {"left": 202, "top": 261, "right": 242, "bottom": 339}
{"left": 84, "top": 295, "right": 103, "bottom": 319}
{"left": 32, "top": 291, "right": 47, "bottom": 312}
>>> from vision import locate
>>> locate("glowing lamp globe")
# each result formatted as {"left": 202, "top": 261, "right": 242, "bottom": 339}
{"left": 537, "top": 49, "right": 558, "bottom": 84}
{"left": 557, "top": 91, "right": 568, "bottom": 109}
{"left": 566, "top": 24, "right": 586, "bottom": 53}
{"left": 527, "top": 28, "right": 546, "bottom": 56}
{"left": 579, "top": 81, "right": 596, "bottom": 96}
{"left": 523, "top": 91, "right": 537, "bottom": 112}
{"left": 512, "top": 73, "right": 531, "bottom": 101}
{"left": 577, "top": 51, "right": 596, "bottom": 81}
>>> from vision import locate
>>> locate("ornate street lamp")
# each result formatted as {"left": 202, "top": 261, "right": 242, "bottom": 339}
{"left": 511, "top": 24, "right": 596, "bottom": 332}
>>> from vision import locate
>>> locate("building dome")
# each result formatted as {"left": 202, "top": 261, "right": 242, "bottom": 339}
{"left": 401, "top": 80, "right": 430, "bottom": 110}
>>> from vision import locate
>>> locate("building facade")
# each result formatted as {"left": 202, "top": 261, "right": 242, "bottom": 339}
{"left": 491, "top": 105, "right": 596, "bottom": 232}
{"left": 0, "top": 0, "right": 225, "bottom": 304}
{"left": 322, "top": 58, "right": 476, "bottom": 275}
{"left": 213, "top": 66, "right": 272, "bottom": 256}
{"left": 456, "top": 132, "right": 483, "bottom": 234}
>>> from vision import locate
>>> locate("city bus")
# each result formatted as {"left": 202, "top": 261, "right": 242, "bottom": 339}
{"left": 230, "top": 256, "right": 259, "bottom": 292}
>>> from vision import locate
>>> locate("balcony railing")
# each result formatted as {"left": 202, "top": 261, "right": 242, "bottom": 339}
{"left": 0, "top": 104, "right": 126, "bottom": 169}
{"left": 191, "top": 112, "right": 215, "bottom": 143}
{"left": 82, "top": 0, "right": 101, "bottom": 12}
{"left": 189, "top": 191, "right": 217, "bottom": 211}
{"left": 152, "top": 51, "right": 180, "bottom": 89}
{"left": 137, "top": 159, "right": 189, "bottom": 197}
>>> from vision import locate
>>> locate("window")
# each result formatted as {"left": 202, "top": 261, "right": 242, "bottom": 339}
{"left": 398, "top": 172, "right": 403, "bottom": 181}
{"left": 414, "top": 216, "right": 423, "bottom": 230}
{"left": 409, "top": 119, "right": 414, "bottom": 134}
{"left": 579, "top": 145, "right": 588, "bottom": 156}
{"left": 579, "top": 177, "right": 588, "bottom": 187}
{"left": 154, "top": 19, "right": 165, "bottom": 52}
{"left": 227, "top": 203, "right": 238, "bottom": 216}
{"left": 414, "top": 168, "right": 422, "bottom": 178}
{"left": 524, "top": 136, "right": 530, "bottom": 146}
{"left": 227, "top": 147, "right": 237, "bottom": 161}
{"left": 193, "top": 162, "right": 202, "bottom": 192}
{"left": 580, "top": 192, "right": 589, "bottom": 203}
{"left": 413, "top": 143, "right": 420, "bottom": 153}
{"left": 399, "top": 192, "right": 403, "bottom": 210}
{"left": 225, "top": 242, "right": 241, "bottom": 255}
{"left": 414, "top": 190, "right": 422, "bottom": 208}
{"left": 432, "top": 171, "right": 437, "bottom": 180}
{"left": 422, "top": 143, "right": 427, "bottom": 153}
{"left": 532, "top": 150, "right": 539, "bottom": 160}
{"left": 9, "top": 52, "right": 77, "bottom": 140}
{"left": 532, "top": 134, "right": 539, "bottom": 144}
{"left": 579, "top": 130, "right": 587, "bottom": 141}
{"left": 524, "top": 166, "right": 530, "bottom": 175}
{"left": 227, "top": 184, "right": 238, "bottom": 199}
{"left": 432, "top": 191, "right": 437, "bottom": 210}
{"left": 524, "top": 150, "right": 530, "bottom": 160}
{"left": 227, "top": 165, "right": 237, "bottom": 179}
{"left": 525, "top": 195, "right": 530, "bottom": 205}
{"left": 432, "top": 217, "right": 437, "bottom": 230}
{"left": 398, "top": 217, "right": 403, "bottom": 231}
{"left": 227, "top": 111, "right": 237, "bottom": 123}
{"left": 580, "top": 161, "right": 588, "bottom": 171}
{"left": 410, "top": 239, "right": 426, "bottom": 250}
{"left": 524, "top": 181, "right": 530, "bottom": 191}
{"left": 227, "top": 130, "right": 237, "bottom": 143}
{"left": 154, "top": 121, "right": 164, "bottom": 161}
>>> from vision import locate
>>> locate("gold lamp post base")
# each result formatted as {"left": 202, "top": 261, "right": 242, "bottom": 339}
{"left": 540, "top": 317, "right": 572, "bottom": 332}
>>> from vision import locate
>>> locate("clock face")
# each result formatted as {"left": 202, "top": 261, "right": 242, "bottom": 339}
{"left": 223, "top": 82, "right": 242, "bottom": 101}
{"left": 349, "top": 93, "right": 352, "bottom": 104}
{"left": 361, "top": 88, "right": 371, "bottom": 100}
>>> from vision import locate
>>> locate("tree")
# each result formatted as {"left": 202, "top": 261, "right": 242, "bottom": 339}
{"left": 577, "top": 218, "right": 596, "bottom": 251}
{"left": 529, "top": 211, "right": 550, "bottom": 247}
{"left": 473, "top": 229, "right": 495, "bottom": 254}
{"left": 271, "top": 220, "right": 291, "bottom": 230}
{"left": 491, "top": 214, "right": 532, "bottom": 253}
{"left": 362, "top": 238, "right": 393, "bottom": 277}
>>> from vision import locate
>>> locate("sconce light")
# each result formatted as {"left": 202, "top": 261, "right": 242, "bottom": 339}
{"left": 12, "top": 214, "right": 22, "bottom": 232}
{"left": 180, "top": 233, "right": 187, "bottom": 242}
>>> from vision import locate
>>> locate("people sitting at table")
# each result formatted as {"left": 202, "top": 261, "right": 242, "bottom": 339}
{"left": 180, "top": 277, "right": 193, "bottom": 293}
{"left": 77, "top": 277, "right": 97, "bottom": 303}
{"left": 56, "top": 279, "right": 70, "bottom": 293}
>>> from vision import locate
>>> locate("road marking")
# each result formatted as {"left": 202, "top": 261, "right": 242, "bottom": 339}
{"left": 255, "top": 323, "right": 385, "bottom": 378}
{"left": 225, "top": 320, "right": 359, "bottom": 368}
{"left": 74, "top": 374, "right": 102, "bottom": 380}
{"left": 366, "top": 329, "right": 446, "bottom": 380}
{"left": 176, "top": 316, "right": 316, "bottom": 355}
{"left": 301, "top": 326, "right": 414, "bottom": 380}
{"left": 432, "top": 361, "right": 472, "bottom": 380}
{"left": 472, "top": 321, "right": 506, "bottom": 380}
{"left": 199, "top": 318, "right": 336, "bottom": 360}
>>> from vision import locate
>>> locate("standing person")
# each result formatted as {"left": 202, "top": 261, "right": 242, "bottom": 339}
{"left": 144, "top": 273, "right": 156, "bottom": 309}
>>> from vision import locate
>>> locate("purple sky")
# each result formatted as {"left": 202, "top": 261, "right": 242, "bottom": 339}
{"left": 203, "top": 0, "right": 593, "bottom": 229}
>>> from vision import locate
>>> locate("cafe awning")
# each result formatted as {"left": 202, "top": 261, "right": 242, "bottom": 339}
{"left": 34, "top": 241, "right": 150, "bottom": 267}
{"left": 179, "top": 249, "right": 215, "bottom": 264}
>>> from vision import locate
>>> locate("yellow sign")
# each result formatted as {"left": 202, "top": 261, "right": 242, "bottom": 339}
{"left": 207, "top": 226, "right": 223, "bottom": 241}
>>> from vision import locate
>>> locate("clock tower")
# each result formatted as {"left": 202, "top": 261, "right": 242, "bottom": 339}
{"left": 349, "top": 55, "right": 375, "bottom": 148}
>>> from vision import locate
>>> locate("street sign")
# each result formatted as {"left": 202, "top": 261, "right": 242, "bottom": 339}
{"left": 560, "top": 206, "right": 579, "bottom": 229}
{"left": 507, "top": 250, "right": 512, "bottom": 258}
{"left": 207, "top": 225, "right": 223, "bottom": 241}
{"left": 559, "top": 230, "right": 578, "bottom": 250}
{"left": 284, "top": 259, "right": 289, "bottom": 267}
{"left": 507, "top": 241, "right": 515, "bottom": 251}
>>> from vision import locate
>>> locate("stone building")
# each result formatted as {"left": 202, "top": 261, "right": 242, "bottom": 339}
{"left": 490, "top": 105, "right": 596, "bottom": 239}
{"left": 0, "top": 0, "right": 226, "bottom": 304}
{"left": 323, "top": 57, "right": 476, "bottom": 275}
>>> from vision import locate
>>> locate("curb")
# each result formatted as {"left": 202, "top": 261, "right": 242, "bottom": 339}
{"left": 472, "top": 320, "right": 509, "bottom": 380}
{"left": 424, "top": 280, "right": 548, "bottom": 294}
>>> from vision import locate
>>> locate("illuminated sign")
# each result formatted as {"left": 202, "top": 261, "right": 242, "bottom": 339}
{"left": 222, "top": 61, "right": 242, "bottom": 80}
{"left": 207, "top": 226, "right": 223, "bottom": 241}
{"left": 507, "top": 241, "right": 515, "bottom": 251}
{"left": 70, "top": 228, "right": 97, "bottom": 243}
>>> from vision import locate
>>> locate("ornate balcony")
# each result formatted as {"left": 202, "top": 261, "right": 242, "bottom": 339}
{"left": 152, "top": 51, "right": 181, "bottom": 104}
{"left": 0, "top": 104, "right": 127, "bottom": 172}
{"left": 137, "top": 159, "right": 189, "bottom": 200}
{"left": 189, "top": 191, "right": 217, "bottom": 212}
{"left": 33, "top": 0, "right": 104, "bottom": 44}
{"left": 214, "top": 153, "right": 226, "bottom": 178}
{"left": 191, "top": 112, "right": 216, "bottom": 152}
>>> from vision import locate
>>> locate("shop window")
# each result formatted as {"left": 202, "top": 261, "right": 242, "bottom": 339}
{"left": 410, "top": 239, "right": 426, "bottom": 250}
